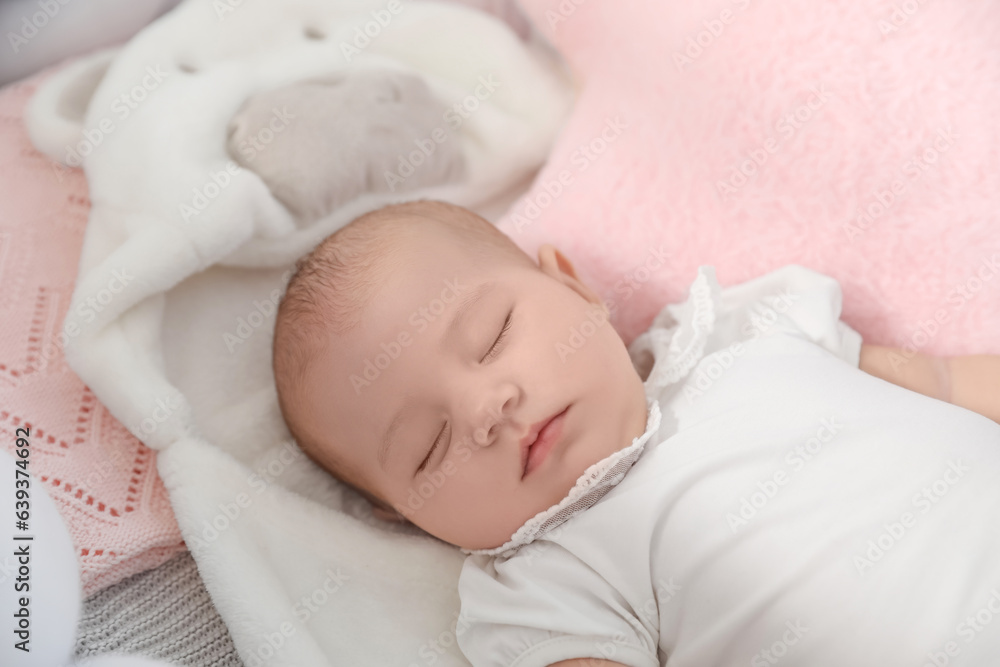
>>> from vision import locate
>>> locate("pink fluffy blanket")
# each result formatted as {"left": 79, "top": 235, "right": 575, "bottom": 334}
{"left": 502, "top": 0, "right": 1000, "bottom": 356}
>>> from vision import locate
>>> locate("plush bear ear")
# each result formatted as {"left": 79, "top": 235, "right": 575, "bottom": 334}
{"left": 24, "top": 47, "right": 119, "bottom": 166}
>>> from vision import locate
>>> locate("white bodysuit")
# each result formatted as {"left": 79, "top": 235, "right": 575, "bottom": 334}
{"left": 457, "top": 265, "right": 1000, "bottom": 667}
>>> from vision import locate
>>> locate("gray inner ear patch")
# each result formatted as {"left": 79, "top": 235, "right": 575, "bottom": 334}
{"left": 225, "top": 70, "right": 466, "bottom": 224}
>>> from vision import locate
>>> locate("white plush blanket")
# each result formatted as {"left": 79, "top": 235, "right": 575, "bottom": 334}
{"left": 25, "top": 1, "right": 572, "bottom": 663}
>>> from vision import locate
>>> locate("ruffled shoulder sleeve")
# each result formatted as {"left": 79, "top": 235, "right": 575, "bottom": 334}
{"left": 628, "top": 264, "right": 862, "bottom": 393}
{"left": 628, "top": 265, "right": 722, "bottom": 391}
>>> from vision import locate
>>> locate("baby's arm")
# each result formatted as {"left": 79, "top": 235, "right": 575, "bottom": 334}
{"left": 859, "top": 345, "right": 1000, "bottom": 424}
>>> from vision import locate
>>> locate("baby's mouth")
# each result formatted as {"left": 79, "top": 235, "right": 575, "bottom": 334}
{"left": 521, "top": 405, "right": 571, "bottom": 479}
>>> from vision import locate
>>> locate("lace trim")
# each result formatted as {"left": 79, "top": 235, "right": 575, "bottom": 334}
{"left": 461, "top": 398, "right": 662, "bottom": 559}
{"left": 628, "top": 265, "right": 720, "bottom": 391}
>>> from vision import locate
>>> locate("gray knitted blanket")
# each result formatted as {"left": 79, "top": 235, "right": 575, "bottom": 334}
{"left": 75, "top": 551, "right": 243, "bottom": 666}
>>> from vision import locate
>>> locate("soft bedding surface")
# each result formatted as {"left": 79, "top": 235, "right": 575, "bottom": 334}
{"left": 23, "top": 0, "right": 572, "bottom": 665}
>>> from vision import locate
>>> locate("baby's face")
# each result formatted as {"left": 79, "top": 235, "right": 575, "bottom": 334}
{"left": 306, "top": 224, "right": 649, "bottom": 550}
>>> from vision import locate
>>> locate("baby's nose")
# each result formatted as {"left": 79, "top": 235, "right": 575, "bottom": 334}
{"left": 472, "top": 417, "right": 501, "bottom": 448}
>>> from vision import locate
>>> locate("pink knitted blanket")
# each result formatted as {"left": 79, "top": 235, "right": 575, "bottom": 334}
{"left": 0, "top": 70, "right": 184, "bottom": 596}
{"left": 502, "top": 0, "right": 1000, "bottom": 354}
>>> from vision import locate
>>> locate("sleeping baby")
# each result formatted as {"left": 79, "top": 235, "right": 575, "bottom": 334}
{"left": 271, "top": 199, "right": 1000, "bottom": 667}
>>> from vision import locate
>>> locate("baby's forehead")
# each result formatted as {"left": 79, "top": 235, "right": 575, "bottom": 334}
{"left": 307, "top": 216, "right": 527, "bottom": 349}
{"left": 335, "top": 254, "right": 508, "bottom": 346}
{"left": 370, "top": 222, "right": 518, "bottom": 287}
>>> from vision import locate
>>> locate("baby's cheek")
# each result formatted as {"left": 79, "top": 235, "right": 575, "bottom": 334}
{"left": 577, "top": 319, "right": 620, "bottom": 366}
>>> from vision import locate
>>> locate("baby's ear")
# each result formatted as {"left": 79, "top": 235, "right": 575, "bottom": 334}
{"left": 371, "top": 503, "right": 408, "bottom": 523}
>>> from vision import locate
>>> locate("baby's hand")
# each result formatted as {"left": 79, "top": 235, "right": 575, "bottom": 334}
{"left": 860, "top": 345, "right": 1000, "bottom": 424}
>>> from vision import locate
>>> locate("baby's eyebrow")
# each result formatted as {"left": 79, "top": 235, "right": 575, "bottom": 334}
{"left": 377, "top": 280, "right": 495, "bottom": 473}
